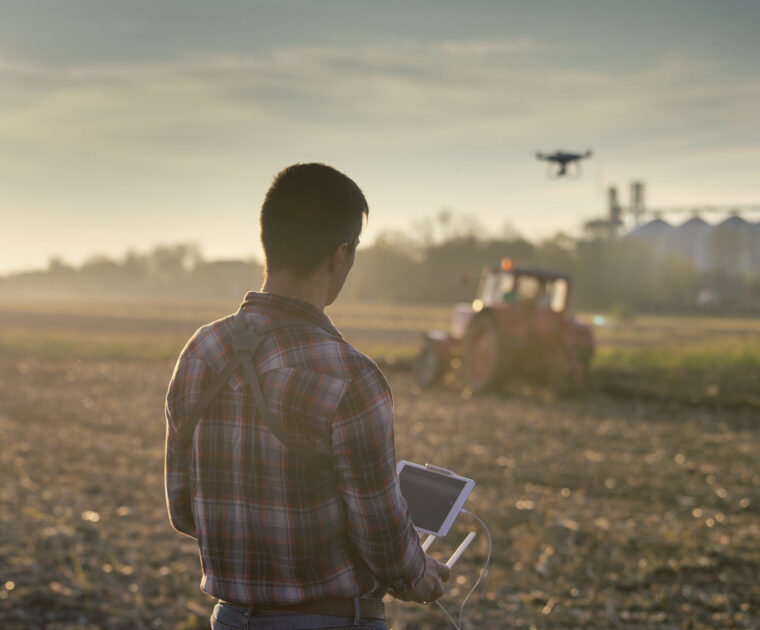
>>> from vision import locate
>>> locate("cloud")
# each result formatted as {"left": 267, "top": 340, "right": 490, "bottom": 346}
{"left": 0, "top": 38, "right": 757, "bottom": 177}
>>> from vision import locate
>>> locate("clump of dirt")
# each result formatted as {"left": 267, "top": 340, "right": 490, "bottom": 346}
{"left": 1, "top": 357, "right": 758, "bottom": 629}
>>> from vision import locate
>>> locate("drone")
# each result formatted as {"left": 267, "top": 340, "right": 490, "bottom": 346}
{"left": 535, "top": 149, "right": 592, "bottom": 179}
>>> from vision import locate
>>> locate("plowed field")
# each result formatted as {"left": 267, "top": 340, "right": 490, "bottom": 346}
{"left": 1, "top": 353, "right": 758, "bottom": 629}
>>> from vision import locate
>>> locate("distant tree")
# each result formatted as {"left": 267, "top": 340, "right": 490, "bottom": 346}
{"left": 499, "top": 220, "right": 522, "bottom": 241}
{"left": 146, "top": 243, "right": 203, "bottom": 287}
{"left": 47, "top": 256, "right": 73, "bottom": 274}
{"left": 412, "top": 208, "right": 484, "bottom": 248}
{"left": 342, "top": 233, "right": 419, "bottom": 302}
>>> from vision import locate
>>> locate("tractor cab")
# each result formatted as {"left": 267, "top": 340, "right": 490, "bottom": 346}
{"left": 452, "top": 260, "right": 571, "bottom": 341}
{"left": 476, "top": 259, "right": 569, "bottom": 312}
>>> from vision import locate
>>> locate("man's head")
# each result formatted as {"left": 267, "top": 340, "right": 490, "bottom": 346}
{"left": 260, "top": 163, "right": 369, "bottom": 280}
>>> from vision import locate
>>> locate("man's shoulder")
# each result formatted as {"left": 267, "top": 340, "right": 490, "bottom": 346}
{"left": 332, "top": 340, "right": 387, "bottom": 383}
{"left": 179, "top": 314, "right": 237, "bottom": 372}
{"left": 281, "top": 322, "right": 387, "bottom": 386}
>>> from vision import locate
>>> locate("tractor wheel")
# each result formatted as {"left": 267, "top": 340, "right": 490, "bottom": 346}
{"left": 414, "top": 339, "right": 445, "bottom": 388}
{"left": 551, "top": 347, "right": 590, "bottom": 396}
{"left": 462, "top": 313, "right": 503, "bottom": 393}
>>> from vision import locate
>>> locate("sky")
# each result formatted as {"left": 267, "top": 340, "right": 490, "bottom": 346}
{"left": 1, "top": 0, "right": 759, "bottom": 273}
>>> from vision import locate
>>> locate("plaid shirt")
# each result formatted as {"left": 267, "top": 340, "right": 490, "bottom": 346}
{"left": 165, "top": 292, "right": 425, "bottom": 604}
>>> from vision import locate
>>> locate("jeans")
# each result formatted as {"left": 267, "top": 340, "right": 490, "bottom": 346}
{"left": 210, "top": 600, "right": 388, "bottom": 630}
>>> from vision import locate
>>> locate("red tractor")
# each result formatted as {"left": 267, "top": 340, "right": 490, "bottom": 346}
{"left": 414, "top": 259, "right": 594, "bottom": 393}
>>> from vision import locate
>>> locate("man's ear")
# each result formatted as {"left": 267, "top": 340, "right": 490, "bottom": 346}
{"left": 329, "top": 242, "right": 349, "bottom": 273}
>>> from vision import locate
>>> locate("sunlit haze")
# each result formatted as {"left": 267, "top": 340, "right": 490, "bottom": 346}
{"left": 1, "top": 0, "right": 759, "bottom": 273}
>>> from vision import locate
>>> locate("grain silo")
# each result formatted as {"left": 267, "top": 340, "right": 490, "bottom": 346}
{"left": 627, "top": 217, "right": 673, "bottom": 261}
{"left": 713, "top": 215, "right": 755, "bottom": 276}
{"left": 672, "top": 216, "right": 713, "bottom": 271}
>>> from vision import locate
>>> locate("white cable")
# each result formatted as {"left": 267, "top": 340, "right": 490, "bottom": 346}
{"left": 435, "top": 599, "right": 461, "bottom": 630}
{"left": 457, "top": 509, "right": 493, "bottom": 629}
{"left": 423, "top": 509, "right": 492, "bottom": 630}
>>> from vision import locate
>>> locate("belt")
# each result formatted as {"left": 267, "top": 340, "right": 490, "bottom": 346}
{"left": 220, "top": 597, "right": 385, "bottom": 621}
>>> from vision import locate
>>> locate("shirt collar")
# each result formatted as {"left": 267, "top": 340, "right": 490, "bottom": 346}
{"left": 240, "top": 291, "right": 343, "bottom": 340}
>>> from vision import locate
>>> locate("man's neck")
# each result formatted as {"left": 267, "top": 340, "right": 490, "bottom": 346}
{"left": 261, "top": 269, "right": 329, "bottom": 311}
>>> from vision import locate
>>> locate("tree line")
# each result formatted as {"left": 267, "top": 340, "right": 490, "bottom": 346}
{"left": 0, "top": 244, "right": 264, "bottom": 303}
{"left": 2, "top": 212, "right": 758, "bottom": 313}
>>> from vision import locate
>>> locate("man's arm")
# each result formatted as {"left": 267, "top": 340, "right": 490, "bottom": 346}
{"left": 330, "top": 361, "right": 429, "bottom": 594}
{"left": 164, "top": 354, "right": 211, "bottom": 539}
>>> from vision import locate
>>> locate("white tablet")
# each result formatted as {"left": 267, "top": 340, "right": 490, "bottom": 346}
{"left": 397, "top": 460, "right": 475, "bottom": 537}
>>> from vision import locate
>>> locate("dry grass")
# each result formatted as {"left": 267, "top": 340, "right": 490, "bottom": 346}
{"left": 2, "top": 300, "right": 760, "bottom": 370}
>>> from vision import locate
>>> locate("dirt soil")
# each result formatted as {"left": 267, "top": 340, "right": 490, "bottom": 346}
{"left": 1, "top": 357, "right": 758, "bottom": 629}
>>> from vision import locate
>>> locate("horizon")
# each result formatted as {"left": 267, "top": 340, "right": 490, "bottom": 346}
{"left": 5, "top": 206, "right": 760, "bottom": 278}
{"left": 2, "top": 0, "right": 759, "bottom": 274}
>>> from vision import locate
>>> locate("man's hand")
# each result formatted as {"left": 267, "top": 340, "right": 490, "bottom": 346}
{"left": 390, "top": 554, "right": 450, "bottom": 604}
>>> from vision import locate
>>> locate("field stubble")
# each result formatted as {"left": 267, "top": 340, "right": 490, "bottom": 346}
{"left": 1, "top": 302, "right": 759, "bottom": 628}
{"left": 1, "top": 354, "right": 759, "bottom": 629}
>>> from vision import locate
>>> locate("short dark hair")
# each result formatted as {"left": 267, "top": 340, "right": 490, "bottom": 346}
{"left": 260, "top": 163, "right": 369, "bottom": 276}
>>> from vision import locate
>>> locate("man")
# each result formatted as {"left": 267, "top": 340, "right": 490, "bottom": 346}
{"left": 165, "top": 163, "right": 449, "bottom": 630}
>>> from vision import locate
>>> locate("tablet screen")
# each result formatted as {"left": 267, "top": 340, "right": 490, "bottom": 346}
{"left": 399, "top": 465, "right": 467, "bottom": 533}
